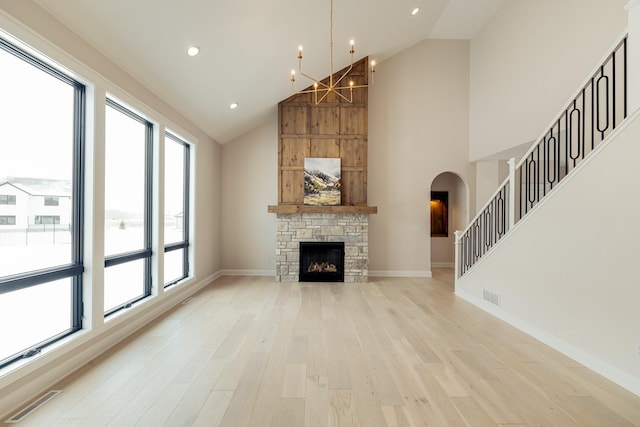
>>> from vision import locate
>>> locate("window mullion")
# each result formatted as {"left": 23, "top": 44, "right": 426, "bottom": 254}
{"left": 144, "top": 122, "right": 153, "bottom": 296}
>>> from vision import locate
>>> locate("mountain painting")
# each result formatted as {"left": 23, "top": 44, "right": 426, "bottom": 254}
{"left": 304, "top": 158, "right": 341, "bottom": 206}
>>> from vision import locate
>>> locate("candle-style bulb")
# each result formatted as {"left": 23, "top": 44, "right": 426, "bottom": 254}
{"left": 370, "top": 61, "right": 376, "bottom": 84}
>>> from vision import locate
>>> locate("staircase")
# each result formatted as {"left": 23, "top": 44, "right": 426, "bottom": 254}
{"left": 454, "top": 32, "right": 640, "bottom": 397}
{"left": 456, "top": 34, "right": 628, "bottom": 279}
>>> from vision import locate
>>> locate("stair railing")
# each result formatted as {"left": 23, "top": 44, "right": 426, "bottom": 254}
{"left": 456, "top": 33, "right": 628, "bottom": 280}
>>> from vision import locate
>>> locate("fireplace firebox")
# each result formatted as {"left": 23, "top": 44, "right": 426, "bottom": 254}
{"left": 299, "top": 242, "right": 345, "bottom": 282}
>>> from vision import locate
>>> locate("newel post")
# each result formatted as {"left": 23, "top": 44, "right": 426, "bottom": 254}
{"left": 627, "top": 0, "right": 640, "bottom": 114}
{"left": 454, "top": 230, "right": 461, "bottom": 283}
{"left": 507, "top": 157, "right": 516, "bottom": 230}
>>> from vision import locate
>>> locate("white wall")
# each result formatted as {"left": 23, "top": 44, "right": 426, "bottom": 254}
{"left": 368, "top": 39, "right": 475, "bottom": 276}
{"left": 194, "top": 137, "right": 222, "bottom": 279}
{"left": 456, "top": 111, "right": 640, "bottom": 395}
{"left": 220, "top": 119, "right": 277, "bottom": 274}
{"left": 470, "top": 0, "right": 628, "bottom": 161}
{"left": 475, "top": 159, "right": 509, "bottom": 213}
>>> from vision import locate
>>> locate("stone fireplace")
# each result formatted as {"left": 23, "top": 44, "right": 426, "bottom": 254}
{"left": 275, "top": 213, "right": 369, "bottom": 282}
{"left": 269, "top": 58, "right": 376, "bottom": 281}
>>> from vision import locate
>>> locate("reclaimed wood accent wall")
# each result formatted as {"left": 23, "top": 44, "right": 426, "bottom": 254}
{"left": 277, "top": 57, "right": 369, "bottom": 206}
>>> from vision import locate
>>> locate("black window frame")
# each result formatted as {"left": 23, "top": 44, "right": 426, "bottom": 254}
{"left": 0, "top": 36, "right": 85, "bottom": 370}
{"left": 103, "top": 98, "right": 153, "bottom": 317}
{"left": 163, "top": 132, "right": 190, "bottom": 288}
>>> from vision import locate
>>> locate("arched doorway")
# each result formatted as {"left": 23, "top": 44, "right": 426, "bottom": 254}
{"left": 429, "top": 172, "right": 468, "bottom": 280}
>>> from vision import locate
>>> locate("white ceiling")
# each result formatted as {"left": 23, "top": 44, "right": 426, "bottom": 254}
{"left": 34, "top": 0, "right": 505, "bottom": 144}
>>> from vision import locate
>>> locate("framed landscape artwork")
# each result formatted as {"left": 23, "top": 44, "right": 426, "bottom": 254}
{"left": 304, "top": 158, "right": 341, "bottom": 206}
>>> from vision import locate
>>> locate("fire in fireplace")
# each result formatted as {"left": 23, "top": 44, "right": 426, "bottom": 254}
{"left": 299, "top": 241, "right": 344, "bottom": 282}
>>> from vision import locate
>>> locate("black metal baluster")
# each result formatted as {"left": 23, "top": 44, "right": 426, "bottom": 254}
{"left": 490, "top": 203, "right": 495, "bottom": 248}
{"left": 623, "top": 37, "right": 627, "bottom": 119}
{"left": 581, "top": 89, "right": 586, "bottom": 158}
{"left": 518, "top": 165, "right": 523, "bottom": 221}
{"left": 527, "top": 155, "right": 536, "bottom": 212}
{"left": 535, "top": 144, "right": 540, "bottom": 206}
{"left": 546, "top": 133, "right": 557, "bottom": 190}
{"left": 563, "top": 109, "right": 569, "bottom": 177}
{"left": 596, "top": 68, "right": 610, "bottom": 140}
{"left": 496, "top": 187, "right": 505, "bottom": 236}
{"left": 591, "top": 77, "right": 595, "bottom": 150}
{"left": 475, "top": 218, "right": 480, "bottom": 261}
{"left": 542, "top": 134, "right": 547, "bottom": 197}
{"left": 556, "top": 119, "right": 562, "bottom": 182}
{"left": 612, "top": 50, "right": 616, "bottom": 130}
{"left": 569, "top": 103, "right": 581, "bottom": 167}
{"left": 463, "top": 232, "right": 470, "bottom": 273}
{"left": 482, "top": 209, "right": 489, "bottom": 253}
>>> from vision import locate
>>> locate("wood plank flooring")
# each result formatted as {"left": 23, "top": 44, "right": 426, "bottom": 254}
{"left": 6, "top": 270, "right": 640, "bottom": 426}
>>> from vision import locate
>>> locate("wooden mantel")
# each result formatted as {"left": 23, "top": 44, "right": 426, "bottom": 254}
{"left": 267, "top": 205, "right": 377, "bottom": 214}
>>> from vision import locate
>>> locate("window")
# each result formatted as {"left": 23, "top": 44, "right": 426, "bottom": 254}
{"left": 44, "top": 196, "right": 59, "bottom": 206}
{"left": 0, "top": 195, "right": 16, "bottom": 205}
{"left": 34, "top": 215, "right": 61, "bottom": 225}
{"left": 0, "top": 37, "right": 84, "bottom": 369}
{"left": 164, "top": 132, "right": 190, "bottom": 286}
{"left": 104, "top": 99, "right": 152, "bottom": 316}
{"left": 0, "top": 216, "right": 16, "bottom": 225}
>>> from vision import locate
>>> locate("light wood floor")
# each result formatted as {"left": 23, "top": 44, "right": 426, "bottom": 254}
{"left": 6, "top": 270, "right": 640, "bottom": 426}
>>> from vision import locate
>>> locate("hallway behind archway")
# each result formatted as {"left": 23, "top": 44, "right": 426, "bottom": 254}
{"left": 430, "top": 172, "right": 467, "bottom": 274}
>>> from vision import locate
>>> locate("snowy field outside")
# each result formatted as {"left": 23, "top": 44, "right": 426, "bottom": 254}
{"left": 0, "top": 221, "right": 184, "bottom": 362}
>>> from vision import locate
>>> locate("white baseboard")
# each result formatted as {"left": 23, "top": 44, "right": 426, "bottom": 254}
{"left": 220, "top": 269, "right": 276, "bottom": 277}
{"left": 369, "top": 270, "right": 432, "bottom": 278}
{"left": 455, "top": 289, "right": 640, "bottom": 398}
{"left": 431, "top": 262, "right": 454, "bottom": 268}
{"left": 221, "top": 270, "right": 436, "bottom": 280}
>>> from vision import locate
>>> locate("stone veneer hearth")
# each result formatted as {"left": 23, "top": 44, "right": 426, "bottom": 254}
{"left": 275, "top": 213, "right": 369, "bottom": 282}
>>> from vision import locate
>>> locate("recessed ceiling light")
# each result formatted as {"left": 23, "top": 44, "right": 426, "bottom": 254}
{"left": 411, "top": 7, "right": 420, "bottom": 16}
{"left": 229, "top": 103, "right": 238, "bottom": 110}
{"left": 186, "top": 45, "right": 200, "bottom": 57}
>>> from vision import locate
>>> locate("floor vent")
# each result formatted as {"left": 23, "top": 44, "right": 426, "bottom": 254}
{"left": 5, "top": 390, "right": 61, "bottom": 423}
{"left": 483, "top": 289, "right": 501, "bottom": 307}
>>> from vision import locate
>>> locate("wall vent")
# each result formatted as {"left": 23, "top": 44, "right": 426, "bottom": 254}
{"left": 483, "top": 289, "right": 501, "bottom": 307}
{"left": 5, "top": 390, "right": 61, "bottom": 423}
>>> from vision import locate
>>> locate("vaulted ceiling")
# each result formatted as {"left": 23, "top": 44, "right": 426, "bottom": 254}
{"left": 34, "top": 0, "right": 505, "bottom": 144}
